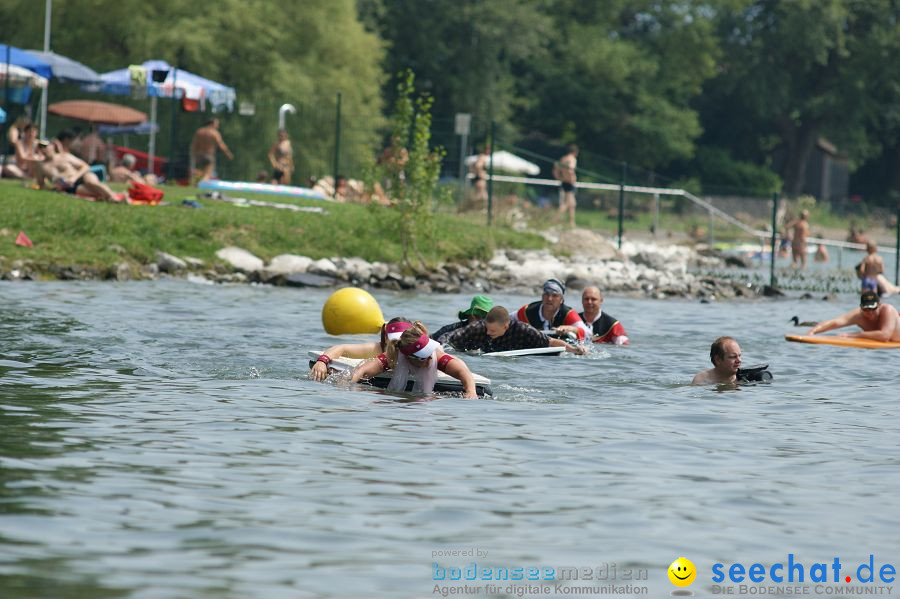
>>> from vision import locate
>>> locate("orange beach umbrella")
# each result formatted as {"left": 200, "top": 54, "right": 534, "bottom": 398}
{"left": 48, "top": 100, "right": 147, "bottom": 126}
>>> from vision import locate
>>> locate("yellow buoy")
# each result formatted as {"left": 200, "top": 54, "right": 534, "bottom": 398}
{"left": 322, "top": 287, "right": 385, "bottom": 335}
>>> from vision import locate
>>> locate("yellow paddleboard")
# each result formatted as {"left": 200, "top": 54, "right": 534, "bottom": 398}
{"left": 785, "top": 334, "right": 900, "bottom": 349}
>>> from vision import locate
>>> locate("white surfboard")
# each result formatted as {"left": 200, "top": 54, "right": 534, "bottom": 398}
{"left": 483, "top": 346, "right": 566, "bottom": 357}
{"left": 307, "top": 351, "right": 493, "bottom": 396}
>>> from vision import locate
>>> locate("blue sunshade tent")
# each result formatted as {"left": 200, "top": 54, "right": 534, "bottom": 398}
{"left": 89, "top": 60, "right": 236, "bottom": 172}
{"left": 0, "top": 107, "right": 6, "bottom": 124}
{"left": 93, "top": 60, "right": 235, "bottom": 112}
{"left": 0, "top": 44, "right": 52, "bottom": 79}
{"left": 24, "top": 50, "right": 100, "bottom": 83}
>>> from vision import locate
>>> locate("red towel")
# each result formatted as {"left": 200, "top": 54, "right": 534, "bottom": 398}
{"left": 15, "top": 231, "right": 33, "bottom": 248}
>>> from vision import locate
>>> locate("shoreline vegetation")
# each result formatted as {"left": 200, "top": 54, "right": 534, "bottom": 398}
{"left": 0, "top": 181, "right": 890, "bottom": 300}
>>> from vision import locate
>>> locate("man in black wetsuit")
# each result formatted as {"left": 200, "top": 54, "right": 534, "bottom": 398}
{"left": 579, "top": 286, "right": 629, "bottom": 345}
{"left": 446, "top": 307, "right": 584, "bottom": 354}
{"left": 515, "top": 278, "right": 591, "bottom": 342}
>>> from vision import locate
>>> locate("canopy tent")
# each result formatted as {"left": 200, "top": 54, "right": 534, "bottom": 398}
{"left": 24, "top": 50, "right": 100, "bottom": 84}
{"left": 0, "top": 44, "right": 52, "bottom": 79}
{"left": 49, "top": 100, "right": 147, "bottom": 126}
{"left": 89, "top": 60, "right": 236, "bottom": 173}
{"left": 465, "top": 150, "right": 541, "bottom": 176}
{"left": 90, "top": 60, "right": 235, "bottom": 112}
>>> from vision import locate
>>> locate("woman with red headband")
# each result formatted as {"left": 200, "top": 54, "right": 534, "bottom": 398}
{"left": 350, "top": 321, "right": 477, "bottom": 398}
{"left": 309, "top": 317, "right": 412, "bottom": 381}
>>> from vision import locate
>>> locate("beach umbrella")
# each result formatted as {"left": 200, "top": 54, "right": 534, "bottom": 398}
{"left": 465, "top": 150, "right": 541, "bottom": 176}
{"left": 48, "top": 100, "right": 147, "bottom": 126}
{"left": 0, "top": 107, "right": 6, "bottom": 124}
{"left": 0, "top": 44, "right": 52, "bottom": 79}
{"left": 24, "top": 50, "right": 100, "bottom": 83}
{"left": 0, "top": 63, "right": 49, "bottom": 88}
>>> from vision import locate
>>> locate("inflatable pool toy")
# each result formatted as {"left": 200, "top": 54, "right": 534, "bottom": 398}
{"left": 482, "top": 346, "right": 565, "bottom": 357}
{"left": 785, "top": 334, "right": 900, "bottom": 349}
{"left": 198, "top": 179, "right": 328, "bottom": 200}
{"left": 308, "top": 351, "right": 492, "bottom": 397}
{"left": 321, "top": 288, "right": 384, "bottom": 335}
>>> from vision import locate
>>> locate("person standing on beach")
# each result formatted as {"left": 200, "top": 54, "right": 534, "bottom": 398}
{"left": 553, "top": 144, "right": 578, "bottom": 229}
{"left": 785, "top": 210, "right": 811, "bottom": 268}
{"left": 267, "top": 128, "right": 293, "bottom": 184}
{"left": 190, "top": 118, "right": 233, "bottom": 183}
{"left": 469, "top": 145, "right": 490, "bottom": 211}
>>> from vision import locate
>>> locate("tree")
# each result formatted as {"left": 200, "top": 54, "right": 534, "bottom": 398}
{"left": 701, "top": 0, "right": 900, "bottom": 197}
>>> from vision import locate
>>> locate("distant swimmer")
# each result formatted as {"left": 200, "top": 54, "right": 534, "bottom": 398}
{"left": 515, "top": 278, "right": 591, "bottom": 342}
{"left": 309, "top": 317, "right": 411, "bottom": 381}
{"left": 856, "top": 240, "right": 900, "bottom": 296}
{"left": 807, "top": 290, "right": 900, "bottom": 343}
{"left": 445, "top": 306, "right": 585, "bottom": 354}
{"left": 578, "top": 286, "right": 629, "bottom": 345}
{"left": 691, "top": 336, "right": 742, "bottom": 386}
{"left": 351, "top": 321, "right": 477, "bottom": 398}
{"left": 433, "top": 295, "right": 493, "bottom": 344}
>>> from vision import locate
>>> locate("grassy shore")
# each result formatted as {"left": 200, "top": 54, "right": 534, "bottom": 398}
{"left": 0, "top": 181, "right": 546, "bottom": 276}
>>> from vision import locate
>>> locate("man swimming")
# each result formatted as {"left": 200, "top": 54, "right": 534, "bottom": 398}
{"left": 691, "top": 336, "right": 742, "bottom": 386}
{"left": 807, "top": 290, "right": 900, "bottom": 342}
{"left": 515, "top": 278, "right": 591, "bottom": 341}
{"left": 445, "top": 306, "right": 585, "bottom": 355}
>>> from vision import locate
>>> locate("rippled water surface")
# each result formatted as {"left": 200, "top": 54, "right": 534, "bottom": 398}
{"left": 2, "top": 280, "right": 898, "bottom": 598}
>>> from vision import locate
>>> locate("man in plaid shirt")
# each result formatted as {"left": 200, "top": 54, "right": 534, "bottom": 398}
{"left": 445, "top": 307, "right": 585, "bottom": 354}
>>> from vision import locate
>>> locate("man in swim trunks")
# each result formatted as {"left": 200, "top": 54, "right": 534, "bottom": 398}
{"left": 856, "top": 240, "right": 899, "bottom": 295}
{"left": 433, "top": 295, "right": 493, "bottom": 344}
{"left": 515, "top": 278, "right": 591, "bottom": 342}
{"left": 553, "top": 144, "right": 578, "bottom": 228}
{"left": 578, "top": 286, "right": 629, "bottom": 345}
{"left": 807, "top": 290, "right": 900, "bottom": 342}
{"left": 446, "top": 306, "right": 585, "bottom": 354}
{"left": 691, "top": 336, "right": 742, "bottom": 386}
{"left": 190, "top": 118, "right": 233, "bottom": 183}
{"left": 785, "top": 209, "right": 810, "bottom": 268}
{"left": 33, "top": 141, "right": 120, "bottom": 202}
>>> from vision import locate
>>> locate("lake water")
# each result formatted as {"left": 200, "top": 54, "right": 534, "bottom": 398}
{"left": 2, "top": 280, "right": 898, "bottom": 599}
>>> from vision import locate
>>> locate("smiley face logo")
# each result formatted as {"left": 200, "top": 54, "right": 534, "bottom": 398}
{"left": 668, "top": 557, "right": 696, "bottom": 587}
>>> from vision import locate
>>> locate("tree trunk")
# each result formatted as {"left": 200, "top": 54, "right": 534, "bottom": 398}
{"left": 780, "top": 121, "right": 820, "bottom": 197}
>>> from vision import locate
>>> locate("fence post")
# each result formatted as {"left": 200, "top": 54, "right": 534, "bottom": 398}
{"left": 168, "top": 67, "right": 179, "bottom": 182}
{"left": 487, "top": 121, "right": 495, "bottom": 226}
{"left": 895, "top": 206, "right": 899, "bottom": 284}
{"left": 332, "top": 92, "right": 341, "bottom": 198}
{"left": 769, "top": 192, "right": 779, "bottom": 288}
{"left": 617, "top": 162, "right": 627, "bottom": 249}
{"left": 653, "top": 192, "right": 659, "bottom": 236}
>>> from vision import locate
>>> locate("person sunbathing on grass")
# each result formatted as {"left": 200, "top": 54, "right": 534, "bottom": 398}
{"left": 33, "top": 141, "right": 121, "bottom": 203}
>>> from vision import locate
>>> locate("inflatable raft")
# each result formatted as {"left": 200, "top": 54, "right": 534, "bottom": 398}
{"left": 785, "top": 334, "right": 900, "bottom": 349}
{"left": 308, "top": 351, "right": 492, "bottom": 396}
{"left": 199, "top": 179, "right": 329, "bottom": 201}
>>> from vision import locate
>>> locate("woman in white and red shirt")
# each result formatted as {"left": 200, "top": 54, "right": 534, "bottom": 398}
{"left": 351, "top": 321, "right": 477, "bottom": 399}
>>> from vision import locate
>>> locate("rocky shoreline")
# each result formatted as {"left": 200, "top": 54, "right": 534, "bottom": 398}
{"left": 1, "top": 230, "right": 781, "bottom": 300}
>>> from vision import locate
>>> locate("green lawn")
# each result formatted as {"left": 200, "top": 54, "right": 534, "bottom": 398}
{"left": 0, "top": 181, "right": 546, "bottom": 273}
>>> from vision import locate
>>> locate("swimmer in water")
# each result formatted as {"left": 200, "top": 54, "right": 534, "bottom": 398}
{"left": 691, "top": 336, "right": 742, "bottom": 386}
{"left": 807, "top": 290, "right": 900, "bottom": 342}
{"left": 351, "top": 321, "right": 477, "bottom": 398}
{"left": 309, "top": 317, "right": 411, "bottom": 381}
